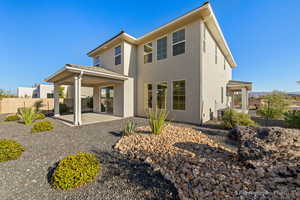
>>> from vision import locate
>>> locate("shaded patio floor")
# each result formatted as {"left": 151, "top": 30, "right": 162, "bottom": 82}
{"left": 54, "top": 112, "right": 122, "bottom": 126}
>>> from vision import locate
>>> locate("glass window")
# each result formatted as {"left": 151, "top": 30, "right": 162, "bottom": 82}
{"left": 173, "top": 80, "right": 185, "bottom": 110}
{"left": 172, "top": 29, "right": 185, "bottom": 56}
{"left": 94, "top": 56, "right": 101, "bottom": 66}
{"left": 157, "top": 37, "right": 167, "bottom": 60}
{"left": 144, "top": 42, "right": 153, "bottom": 64}
{"left": 115, "top": 45, "right": 121, "bottom": 65}
{"left": 145, "top": 84, "right": 152, "bottom": 109}
{"left": 157, "top": 82, "right": 168, "bottom": 109}
{"left": 224, "top": 58, "right": 226, "bottom": 70}
{"left": 221, "top": 87, "right": 224, "bottom": 104}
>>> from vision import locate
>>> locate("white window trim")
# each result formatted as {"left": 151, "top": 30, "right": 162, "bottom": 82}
{"left": 171, "top": 79, "right": 186, "bottom": 111}
{"left": 143, "top": 42, "right": 153, "bottom": 64}
{"left": 156, "top": 81, "right": 168, "bottom": 110}
{"left": 172, "top": 28, "right": 186, "bottom": 57}
{"left": 144, "top": 82, "right": 153, "bottom": 110}
{"left": 156, "top": 35, "right": 168, "bottom": 61}
{"left": 114, "top": 44, "right": 122, "bottom": 66}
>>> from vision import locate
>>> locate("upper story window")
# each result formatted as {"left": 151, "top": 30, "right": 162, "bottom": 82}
{"left": 157, "top": 37, "right": 167, "bottom": 60}
{"left": 172, "top": 29, "right": 185, "bottom": 56}
{"left": 94, "top": 56, "right": 102, "bottom": 67}
{"left": 215, "top": 44, "right": 218, "bottom": 64}
{"left": 203, "top": 26, "right": 206, "bottom": 53}
{"left": 144, "top": 42, "right": 153, "bottom": 64}
{"left": 114, "top": 45, "right": 121, "bottom": 65}
{"left": 224, "top": 58, "right": 226, "bottom": 70}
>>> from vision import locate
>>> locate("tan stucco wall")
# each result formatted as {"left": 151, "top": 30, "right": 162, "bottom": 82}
{"left": 136, "top": 20, "right": 202, "bottom": 124}
{"left": 0, "top": 98, "right": 62, "bottom": 114}
{"left": 92, "top": 43, "right": 124, "bottom": 75}
{"left": 200, "top": 21, "right": 232, "bottom": 122}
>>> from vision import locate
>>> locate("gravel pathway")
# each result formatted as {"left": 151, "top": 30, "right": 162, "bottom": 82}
{"left": 0, "top": 115, "right": 178, "bottom": 200}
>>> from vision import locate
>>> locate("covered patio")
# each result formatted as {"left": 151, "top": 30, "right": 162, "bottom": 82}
{"left": 45, "top": 64, "right": 134, "bottom": 126}
{"left": 227, "top": 80, "right": 252, "bottom": 113}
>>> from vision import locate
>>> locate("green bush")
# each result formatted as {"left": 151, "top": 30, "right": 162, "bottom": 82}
{"left": 222, "top": 109, "right": 256, "bottom": 129}
{"left": 34, "top": 100, "right": 43, "bottom": 112}
{"left": 31, "top": 120, "right": 54, "bottom": 133}
{"left": 18, "top": 107, "right": 35, "bottom": 125}
{"left": 284, "top": 110, "right": 300, "bottom": 129}
{"left": 0, "top": 139, "right": 25, "bottom": 162}
{"left": 257, "top": 91, "right": 290, "bottom": 120}
{"left": 147, "top": 109, "right": 168, "bottom": 135}
{"left": 123, "top": 121, "right": 136, "bottom": 136}
{"left": 34, "top": 113, "right": 46, "bottom": 120}
{"left": 4, "top": 115, "right": 20, "bottom": 121}
{"left": 51, "top": 152, "right": 100, "bottom": 190}
{"left": 59, "top": 103, "right": 69, "bottom": 114}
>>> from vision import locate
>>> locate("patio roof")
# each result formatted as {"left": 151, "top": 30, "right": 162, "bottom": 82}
{"left": 227, "top": 80, "right": 252, "bottom": 91}
{"left": 44, "top": 64, "right": 128, "bottom": 84}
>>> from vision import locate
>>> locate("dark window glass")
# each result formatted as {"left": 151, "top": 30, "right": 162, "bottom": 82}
{"left": 157, "top": 82, "right": 168, "bottom": 109}
{"left": 157, "top": 37, "right": 167, "bottom": 60}
{"left": 173, "top": 42, "right": 185, "bottom": 56}
{"left": 173, "top": 80, "right": 185, "bottom": 110}
{"left": 115, "top": 55, "right": 121, "bottom": 65}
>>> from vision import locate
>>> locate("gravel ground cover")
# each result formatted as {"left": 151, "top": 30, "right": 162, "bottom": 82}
{"left": 116, "top": 124, "right": 300, "bottom": 200}
{"left": 0, "top": 114, "right": 178, "bottom": 200}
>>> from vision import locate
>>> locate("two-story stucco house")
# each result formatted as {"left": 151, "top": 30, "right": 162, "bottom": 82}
{"left": 45, "top": 2, "right": 252, "bottom": 126}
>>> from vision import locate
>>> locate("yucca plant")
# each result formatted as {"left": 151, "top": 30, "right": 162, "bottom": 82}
{"left": 147, "top": 108, "right": 169, "bottom": 135}
{"left": 18, "top": 107, "right": 36, "bottom": 125}
{"left": 123, "top": 121, "right": 136, "bottom": 136}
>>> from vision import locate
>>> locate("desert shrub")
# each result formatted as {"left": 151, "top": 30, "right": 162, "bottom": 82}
{"left": 222, "top": 109, "right": 256, "bottom": 129}
{"left": 147, "top": 109, "right": 168, "bottom": 135}
{"left": 18, "top": 107, "right": 35, "bottom": 125}
{"left": 51, "top": 152, "right": 100, "bottom": 190}
{"left": 59, "top": 103, "right": 69, "bottom": 114}
{"left": 34, "top": 100, "right": 43, "bottom": 112}
{"left": 123, "top": 121, "right": 136, "bottom": 136}
{"left": 5, "top": 114, "right": 20, "bottom": 121}
{"left": 284, "top": 110, "right": 300, "bottom": 129}
{"left": 0, "top": 139, "right": 25, "bottom": 162}
{"left": 257, "top": 91, "right": 290, "bottom": 120}
{"left": 34, "top": 113, "right": 46, "bottom": 120}
{"left": 31, "top": 120, "right": 54, "bottom": 133}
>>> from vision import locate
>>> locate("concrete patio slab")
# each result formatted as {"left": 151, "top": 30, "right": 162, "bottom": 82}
{"left": 54, "top": 113, "right": 122, "bottom": 126}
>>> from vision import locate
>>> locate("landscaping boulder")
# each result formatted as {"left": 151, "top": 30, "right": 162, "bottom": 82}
{"left": 233, "top": 126, "right": 300, "bottom": 191}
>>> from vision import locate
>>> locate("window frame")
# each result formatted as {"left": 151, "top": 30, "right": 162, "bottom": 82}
{"left": 171, "top": 79, "right": 186, "bottom": 111}
{"left": 143, "top": 41, "right": 153, "bottom": 64}
{"left": 114, "top": 45, "right": 122, "bottom": 66}
{"left": 172, "top": 28, "right": 186, "bottom": 57}
{"left": 157, "top": 36, "right": 168, "bottom": 61}
{"left": 156, "top": 81, "right": 168, "bottom": 110}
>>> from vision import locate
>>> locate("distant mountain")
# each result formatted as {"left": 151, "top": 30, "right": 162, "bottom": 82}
{"left": 249, "top": 91, "right": 300, "bottom": 98}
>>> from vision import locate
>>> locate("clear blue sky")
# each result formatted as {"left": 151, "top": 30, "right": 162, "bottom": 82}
{"left": 0, "top": 0, "right": 299, "bottom": 93}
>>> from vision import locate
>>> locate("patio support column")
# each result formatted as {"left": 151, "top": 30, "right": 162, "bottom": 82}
{"left": 241, "top": 87, "right": 248, "bottom": 113}
{"left": 77, "top": 75, "right": 82, "bottom": 125}
{"left": 54, "top": 84, "right": 60, "bottom": 117}
{"left": 73, "top": 76, "right": 79, "bottom": 125}
{"left": 93, "top": 87, "right": 100, "bottom": 113}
